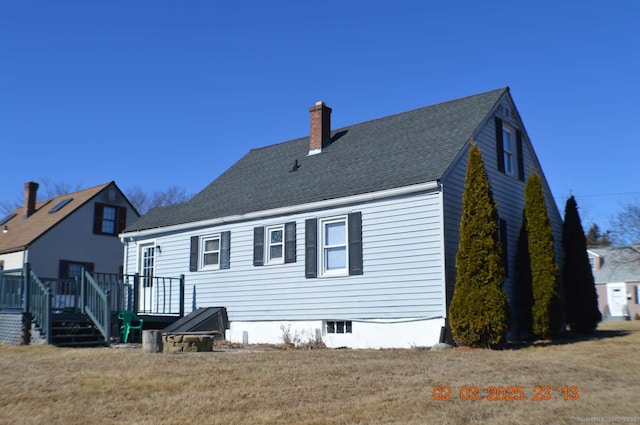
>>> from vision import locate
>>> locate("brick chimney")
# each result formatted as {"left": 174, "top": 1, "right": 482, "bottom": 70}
{"left": 309, "top": 101, "right": 332, "bottom": 155}
{"left": 24, "top": 181, "right": 39, "bottom": 218}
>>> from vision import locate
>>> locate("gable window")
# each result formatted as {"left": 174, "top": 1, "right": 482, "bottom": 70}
{"left": 326, "top": 320, "right": 352, "bottom": 334}
{"left": 495, "top": 117, "right": 525, "bottom": 182}
{"left": 189, "top": 231, "right": 231, "bottom": 272}
{"left": 502, "top": 126, "right": 516, "bottom": 176}
{"left": 253, "top": 222, "right": 297, "bottom": 266}
{"left": 305, "top": 212, "right": 363, "bottom": 278}
{"left": 94, "top": 203, "right": 127, "bottom": 236}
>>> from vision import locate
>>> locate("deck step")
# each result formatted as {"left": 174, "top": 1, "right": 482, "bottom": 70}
{"left": 48, "top": 312, "right": 107, "bottom": 347}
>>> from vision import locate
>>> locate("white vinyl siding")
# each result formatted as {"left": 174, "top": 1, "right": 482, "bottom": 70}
{"left": 125, "top": 190, "right": 445, "bottom": 321}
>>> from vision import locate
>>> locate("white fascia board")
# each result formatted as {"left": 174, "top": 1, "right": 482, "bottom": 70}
{"left": 121, "top": 180, "right": 441, "bottom": 240}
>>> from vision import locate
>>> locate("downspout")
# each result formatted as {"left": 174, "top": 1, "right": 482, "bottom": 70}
{"left": 437, "top": 180, "right": 449, "bottom": 343}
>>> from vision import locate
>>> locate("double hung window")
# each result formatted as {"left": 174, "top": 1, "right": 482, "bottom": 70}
{"left": 266, "top": 225, "right": 284, "bottom": 264}
{"left": 189, "top": 231, "right": 231, "bottom": 272}
{"left": 321, "top": 217, "right": 348, "bottom": 276}
{"left": 502, "top": 126, "right": 516, "bottom": 177}
{"left": 202, "top": 235, "right": 221, "bottom": 269}
{"left": 305, "top": 212, "right": 363, "bottom": 278}
{"left": 495, "top": 117, "right": 525, "bottom": 182}
{"left": 94, "top": 203, "right": 127, "bottom": 236}
{"left": 253, "top": 222, "right": 296, "bottom": 266}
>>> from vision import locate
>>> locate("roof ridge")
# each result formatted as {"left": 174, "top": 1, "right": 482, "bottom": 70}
{"left": 35, "top": 181, "right": 113, "bottom": 204}
{"left": 248, "top": 87, "right": 508, "bottom": 153}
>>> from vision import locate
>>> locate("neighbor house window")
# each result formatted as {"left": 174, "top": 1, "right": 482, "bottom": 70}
{"left": 202, "top": 235, "right": 221, "bottom": 269}
{"left": 59, "top": 260, "right": 94, "bottom": 279}
{"left": 93, "top": 203, "right": 127, "bottom": 236}
{"left": 189, "top": 231, "right": 231, "bottom": 272}
{"left": 326, "top": 320, "right": 352, "bottom": 334}
{"left": 321, "top": 217, "right": 348, "bottom": 276}
{"left": 305, "top": 213, "right": 363, "bottom": 278}
{"left": 266, "top": 225, "right": 284, "bottom": 264}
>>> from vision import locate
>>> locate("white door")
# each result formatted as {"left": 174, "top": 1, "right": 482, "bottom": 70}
{"left": 139, "top": 244, "right": 155, "bottom": 313}
{"left": 607, "top": 283, "right": 627, "bottom": 317}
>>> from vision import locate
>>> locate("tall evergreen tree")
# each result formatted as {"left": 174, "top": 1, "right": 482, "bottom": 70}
{"left": 513, "top": 210, "right": 534, "bottom": 340}
{"left": 563, "top": 196, "right": 601, "bottom": 333}
{"left": 449, "top": 143, "right": 510, "bottom": 347}
{"left": 524, "top": 173, "right": 561, "bottom": 339}
{"left": 585, "top": 224, "right": 613, "bottom": 247}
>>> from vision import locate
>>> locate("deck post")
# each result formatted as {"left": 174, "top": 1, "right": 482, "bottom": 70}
{"left": 179, "top": 274, "right": 185, "bottom": 318}
{"left": 45, "top": 287, "right": 52, "bottom": 345}
{"left": 104, "top": 290, "right": 111, "bottom": 345}
{"left": 133, "top": 273, "right": 140, "bottom": 314}
{"left": 23, "top": 263, "right": 30, "bottom": 313}
{"left": 80, "top": 268, "right": 86, "bottom": 314}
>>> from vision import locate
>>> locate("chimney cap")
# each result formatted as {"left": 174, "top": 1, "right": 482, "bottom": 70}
{"left": 315, "top": 101, "right": 325, "bottom": 106}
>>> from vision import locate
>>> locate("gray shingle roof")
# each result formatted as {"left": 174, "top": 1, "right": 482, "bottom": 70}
{"left": 591, "top": 246, "right": 640, "bottom": 284}
{"left": 126, "top": 88, "right": 507, "bottom": 232}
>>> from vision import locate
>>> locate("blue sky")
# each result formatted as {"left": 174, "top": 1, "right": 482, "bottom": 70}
{"left": 1, "top": 1, "right": 638, "bottom": 230}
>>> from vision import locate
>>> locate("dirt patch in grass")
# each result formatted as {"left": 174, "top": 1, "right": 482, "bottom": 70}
{"left": 1, "top": 321, "right": 639, "bottom": 425}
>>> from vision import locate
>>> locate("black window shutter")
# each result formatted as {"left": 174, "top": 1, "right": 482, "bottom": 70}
{"left": 305, "top": 219, "right": 317, "bottom": 278}
{"left": 116, "top": 207, "right": 127, "bottom": 234}
{"left": 85, "top": 262, "right": 95, "bottom": 274}
{"left": 284, "top": 222, "right": 297, "bottom": 264}
{"left": 220, "top": 231, "right": 231, "bottom": 269}
{"left": 59, "top": 260, "right": 69, "bottom": 278}
{"left": 516, "top": 130, "right": 525, "bottom": 182}
{"left": 93, "top": 204, "right": 104, "bottom": 234}
{"left": 189, "top": 236, "right": 199, "bottom": 272}
{"left": 495, "top": 117, "right": 505, "bottom": 173}
{"left": 348, "top": 212, "right": 363, "bottom": 276}
{"left": 253, "top": 226, "right": 264, "bottom": 266}
{"left": 499, "top": 219, "right": 509, "bottom": 277}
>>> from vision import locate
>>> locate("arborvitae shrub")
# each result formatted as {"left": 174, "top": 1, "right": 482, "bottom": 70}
{"left": 449, "top": 143, "right": 510, "bottom": 347}
{"left": 513, "top": 211, "right": 534, "bottom": 340}
{"left": 524, "top": 173, "right": 561, "bottom": 340}
{"left": 562, "top": 196, "right": 601, "bottom": 333}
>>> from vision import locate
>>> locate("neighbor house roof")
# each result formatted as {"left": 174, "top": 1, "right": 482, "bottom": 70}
{"left": 126, "top": 87, "right": 508, "bottom": 232}
{"left": 0, "top": 182, "right": 113, "bottom": 255}
{"left": 590, "top": 246, "right": 640, "bottom": 284}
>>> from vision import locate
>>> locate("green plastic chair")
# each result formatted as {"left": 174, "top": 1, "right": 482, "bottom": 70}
{"left": 117, "top": 310, "right": 144, "bottom": 343}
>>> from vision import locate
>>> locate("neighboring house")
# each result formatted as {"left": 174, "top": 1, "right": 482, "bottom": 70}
{"left": 0, "top": 181, "right": 139, "bottom": 278}
{"left": 121, "top": 87, "right": 563, "bottom": 348}
{"left": 589, "top": 246, "right": 640, "bottom": 320}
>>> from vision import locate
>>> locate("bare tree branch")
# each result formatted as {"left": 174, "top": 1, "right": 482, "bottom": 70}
{"left": 610, "top": 199, "right": 640, "bottom": 246}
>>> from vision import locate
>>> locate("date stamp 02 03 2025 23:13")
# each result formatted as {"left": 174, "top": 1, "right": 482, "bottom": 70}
{"left": 431, "top": 385, "right": 579, "bottom": 401}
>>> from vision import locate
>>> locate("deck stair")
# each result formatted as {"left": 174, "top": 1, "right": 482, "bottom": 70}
{"left": 49, "top": 311, "right": 106, "bottom": 347}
